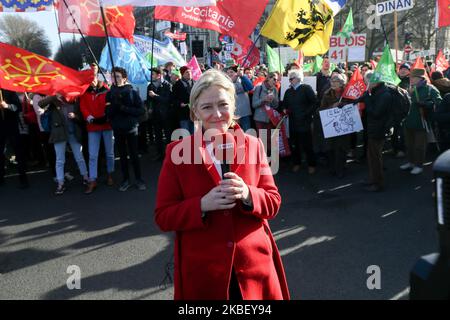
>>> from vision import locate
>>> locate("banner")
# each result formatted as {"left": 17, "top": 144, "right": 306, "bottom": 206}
{"left": 329, "top": 34, "right": 366, "bottom": 63}
{"left": 155, "top": 1, "right": 268, "bottom": 43}
{"left": 0, "top": 0, "right": 53, "bottom": 12}
{"left": 436, "top": 0, "right": 450, "bottom": 28}
{"left": 0, "top": 42, "right": 94, "bottom": 99}
{"left": 101, "top": 0, "right": 216, "bottom": 7}
{"left": 133, "top": 35, "right": 186, "bottom": 67}
{"left": 164, "top": 31, "right": 187, "bottom": 41}
{"left": 58, "top": 0, "right": 135, "bottom": 41}
{"left": 319, "top": 104, "right": 363, "bottom": 139}
{"left": 99, "top": 37, "right": 151, "bottom": 84}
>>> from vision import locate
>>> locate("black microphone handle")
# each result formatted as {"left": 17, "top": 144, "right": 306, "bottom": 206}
{"left": 221, "top": 163, "right": 230, "bottom": 179}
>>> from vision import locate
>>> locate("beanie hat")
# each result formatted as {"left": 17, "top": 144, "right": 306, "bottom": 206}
{"left": 180, "top": 66, "right": 191, "bottom": 76}
{"left": 400, "top": 63, "right": 411, "bottom": 71}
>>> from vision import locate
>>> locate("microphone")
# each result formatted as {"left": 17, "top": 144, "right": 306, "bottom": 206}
{"left": 212, "top": 132, "right": 235, "bottom": 179}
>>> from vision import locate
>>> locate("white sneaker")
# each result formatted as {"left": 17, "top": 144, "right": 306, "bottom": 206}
{"left": 410, "top": 167, "right": 423, "bottom": 175}
{"left": 400, "top": 162, "right": 414, "bottom": 170}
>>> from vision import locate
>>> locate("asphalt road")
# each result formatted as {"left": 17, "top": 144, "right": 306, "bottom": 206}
{"left": 0, "top": 148, "right": 440, "bottom": 300}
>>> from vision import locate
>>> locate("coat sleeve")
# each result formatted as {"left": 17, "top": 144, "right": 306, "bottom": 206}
{"left": 154, "top": 143, "right": 207, "bottom": 232}
{"left": 252, "top": 85, "right": 264, "bottom": 109}
{"left": 242, "top": 139, "right": 281, "bottom": 220}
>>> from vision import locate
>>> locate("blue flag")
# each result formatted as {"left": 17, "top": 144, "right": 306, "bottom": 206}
{"left": 0, "top": 0, "right": 53, "bottom": 12}
{"left": 99, "top": 37, "right": 151, "bottom": 84}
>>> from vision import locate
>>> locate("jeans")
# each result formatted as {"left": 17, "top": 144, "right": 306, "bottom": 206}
{"left": 115, "top": 131, "right": 142, "bottom": 181}
{"left": 238, "top": 116, "right": 252, "bottom": 133}
{"left": 54, "top": 134, "right": 88, "bottom": 185}
{"left": 88, "top": 130, "right": 114, "bottom": 181}
{"left": 179, "top": 120, "right": 194, "bottom": 135}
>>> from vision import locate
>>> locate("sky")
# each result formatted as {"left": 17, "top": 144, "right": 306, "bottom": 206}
{"left": 0, "top": 11, "right": 79, "bottom": 57}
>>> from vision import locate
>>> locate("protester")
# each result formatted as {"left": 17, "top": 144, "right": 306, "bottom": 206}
{"left": 401, "top": 68, "right": 442, "bottom": 175}
{"left": 172, "top": 66, "right": 195, "bottom": 134}
{"left": 154, "top": 69, "right": 290, "bottom": 300}
{"left": 38, "top": 95, "right": 88, "bottom": 195}
{"left": 106, "top": 67, "right": 146, "bottom": 191}
{"left": 0, "top": 89, "right": 29, "bottom": 189}
{"left": 80, "top": 76, "right": 114, "bottom": 194}
{"left": 227, "top": 65, "right": 254, "bottom": 132}
{"left": 398, "top": 63, "right": 411, "bottom": 90}
{"left": 282, "top": 69, "right": 317, "bottom": 174}
{"left": 431, "top": 71, "right": 450, "bottom": 97}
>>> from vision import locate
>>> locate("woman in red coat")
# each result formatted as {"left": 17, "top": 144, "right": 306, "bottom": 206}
{"left": 155, "top": 69, "right": 290, "bottom": 300}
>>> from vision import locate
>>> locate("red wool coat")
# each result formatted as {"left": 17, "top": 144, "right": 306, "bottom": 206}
{"left": 79, "top": 83, "right": 111, "bottom": 132}
{"left": 154, "top": 128, "right": 290, "bottom": 300}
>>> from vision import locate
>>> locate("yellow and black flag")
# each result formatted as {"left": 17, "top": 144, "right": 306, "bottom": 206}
{"left": 261, "top": 0, "right": 335, "bottom": 56}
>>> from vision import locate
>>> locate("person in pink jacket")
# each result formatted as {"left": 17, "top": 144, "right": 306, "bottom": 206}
{"left": 155, "top": 70, "right": 290, "bottom": 300}
{"left": 79, "top": 77, "right": 114, "bottom": 194}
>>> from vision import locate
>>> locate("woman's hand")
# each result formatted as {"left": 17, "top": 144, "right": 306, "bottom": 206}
{"left": 201, "top": 185, "right": 236, "bottom": 212}
{"left": 220, "top": 172, "right": 251, "bottom": 203}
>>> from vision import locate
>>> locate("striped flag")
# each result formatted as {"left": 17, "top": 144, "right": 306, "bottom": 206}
{"left": 0, "top": 0, "right": 54, "bottom": 12}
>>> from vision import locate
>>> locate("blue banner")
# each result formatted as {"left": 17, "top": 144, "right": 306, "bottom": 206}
{"left": 0, "top": 0, "right": 54, "bottom": 12}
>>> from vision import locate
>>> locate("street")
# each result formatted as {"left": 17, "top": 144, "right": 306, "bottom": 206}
{"left": 0, "top": 149, "right": 439, "bottom": 300}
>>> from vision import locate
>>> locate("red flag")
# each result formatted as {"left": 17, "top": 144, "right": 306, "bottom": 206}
{"left": 57, "top": 0, "right": 135, "bottom": 41}
{"left": 0, "top": 42, "right": 94, "bottom": 99}
{"left": 436, "top": 0, "right": 450, "bottom": 28}
{"left": 370, "top": 59, "right": 377, "bottom": 70}
{"left": 411, "top": 56, "right": 431, "bottom": 83}
{"left": 435, "top": 49, "right": 449, "bottom": 72}
{"left": 231, "top": 38, "right": 260, "bottom": 68}
{"left": 342, "top": 68, "right": 366, "bottom": 100}
{"left": 155, "top": 1, "right": 268, "bottom": 43}
{"left": 187, "top": 55, "right": 203, "bottom": 81}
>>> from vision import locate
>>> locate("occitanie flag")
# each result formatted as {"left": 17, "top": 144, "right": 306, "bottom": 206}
{"left": 0, "top": 42, "right": 94, "bottom": 99}
{"left": 261, "top": 0, "right": 334, "bottom": 56}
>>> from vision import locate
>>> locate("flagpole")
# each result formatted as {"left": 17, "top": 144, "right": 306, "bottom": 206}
{"left": 150, "top": 10, "right": 156, "bottom": 85}
{"left": 394, "top": 10, "right": 399, "bottom": 66}
{"left": 242, "top": 33, "right": 261, "bottom": 68}
{"left": 99, "top": 1, "right": 116, "bottom": 84}
{"left": 277, "top": 46, "right": 282, "bottom": 74}
{"left": 60, "top": 0, "right": 107, "bottom": 81}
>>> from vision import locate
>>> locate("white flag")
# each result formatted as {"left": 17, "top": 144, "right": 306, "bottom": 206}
{"left": 100, "top": 0, "right": 216, "bottom": 6}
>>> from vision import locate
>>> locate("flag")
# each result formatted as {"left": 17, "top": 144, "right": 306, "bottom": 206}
{"left": 266, "top": 45, "right": 285, "bottom": 74}
{"left": 155, "top": 1, "right": 268, "bottom": 44}
{"left": 261, "top": 0, "right": 335, "bottom": 56}
{"left": 336, "top": 7, "right": 353, "bottom": 39}
{"left": 303, "top": 63, "right": 313, "bottom": 73}
{"left": 58, "top": 0, "right": 135, "bottom": 41}
{"left": 435, "top": 49, "right": 449, "bottom": 73}
{"left": 99, "top": 37, "right": 151, "bottom": 84}
{"left": 187, "top": 56, "right": 202, "bottom": 81}
{"left": 296, "top": 50, "right": 304, "bottom": 67}
{"left": 411, "top": 56, "right": 431, "bottom": 83}
{"left": 313, "top": 55, "right": 323, "bottom": 74}
{"left": 101, "top": 0, "right": 216, "bottom": 7}
{"left": 231, "top": 38, "right": 260, "bottom": 69}
{"left": 324, "top": 0, "right": 347, "bottom": 16}
{"left": 370, "top": 45, "right": 401, "bottom": 86}
{"left": 370, "top": 59, "right": 378, "bottom": 70}
{"left": 133, "top": 35, "right": 186, "bottom": 67}
{"left": 0, "top": 42, "right": 94, "bottom": 99}
{"left": 342, "top": 67, "right": 366, "bottom": 100}
{"left": 0, "top": 0, "right": 53, "bottom": 12}
{"left": 436, "top": 0, "right": 450, "bottom": 28}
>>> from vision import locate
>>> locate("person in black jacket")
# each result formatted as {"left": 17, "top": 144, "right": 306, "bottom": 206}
{"left": 172, "top": 66, "right": 194, "bottom": 134}
{"left": 282, "top": 69, "right": 318, "bottom": 174}
{"left": 106, "top": 67, "right": 146, "bottom": 192}
{"left": 355, "top": 81, "right": 394, "bottom": 192}
{"left": 433, "top": 93, "right": 450, "bottom": 152}
{"left": 147, "top": 67, "right": 173, "bottom": 160}
{"left": 0, "top": 89, "right": 28, "bottom": 188}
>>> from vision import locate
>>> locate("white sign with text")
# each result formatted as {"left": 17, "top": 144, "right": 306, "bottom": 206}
{"left": 319, "top": 104, "right": 364, "bottom": 139}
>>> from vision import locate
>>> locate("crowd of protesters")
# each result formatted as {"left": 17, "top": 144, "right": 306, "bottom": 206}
{"left": 1, "top": 56, "right": 449, "bottom": 195}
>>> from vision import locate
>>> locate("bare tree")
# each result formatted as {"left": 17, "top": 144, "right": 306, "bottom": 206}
{"left": 54, "top": 36, "right": 106, "bottom": 70}
{"left": 0, "top": 15, "right": 51, "bottom": 58}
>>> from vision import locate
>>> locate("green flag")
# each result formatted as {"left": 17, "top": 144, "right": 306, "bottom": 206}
{"left": 303, "top": 63, "right": 313, "bottom": 73}
{"left": 313, "top": 55, "right": 323, "bottom": 74}
{"left": 370, "top": 45, "right": 401, "bottom": 85}
{"left": 266, "top": 45, "right": 285, "bottom": 73}
{"left": 336, "top": 8, "right": 354, "bottom": 39}
{"left": 145, "top": 52, "right": 159, "bottom": 68}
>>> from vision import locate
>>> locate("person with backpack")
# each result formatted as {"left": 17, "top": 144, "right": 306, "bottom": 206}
{"left": 38, "top": 95, "right": 89, "bottom": 195}
{"left": 105, "top": 67, "right": 146, "bottom": 192}
{"left": 401, "top": 68, "right": 442, "bottom": 175}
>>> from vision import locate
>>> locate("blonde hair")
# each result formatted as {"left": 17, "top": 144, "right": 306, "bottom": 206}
{"left": 189, "top": 69, "right": 236, "bottom": 122}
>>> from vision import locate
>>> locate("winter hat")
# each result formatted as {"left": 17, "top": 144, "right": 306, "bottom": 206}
{"left": 400, "top": 63, "right": 411, "bottom": 71}
{"left": 410, "top": 68, "right": 426, "bottom": 78}
{"left": 180, "top": 66, "right": 191, "bottom": 76}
